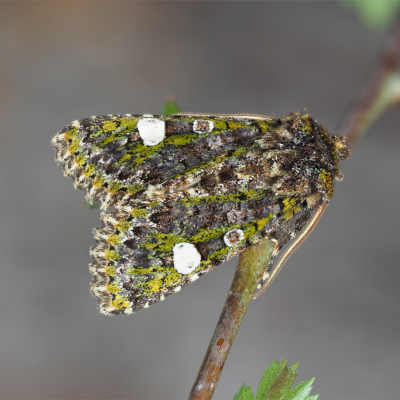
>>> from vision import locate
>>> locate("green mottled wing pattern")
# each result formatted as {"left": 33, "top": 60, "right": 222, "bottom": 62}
{"left": 52, "top": 112, "right": 349, "bottom": 315}
{"left": 52, "top": 114, "right": 276, "bottom": 209}
{"left": 90, "top": 196, "right": 312, "bottom": 315}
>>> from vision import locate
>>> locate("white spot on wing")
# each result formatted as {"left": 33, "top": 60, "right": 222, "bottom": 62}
{"left": 173, "top": 243, "right": 201, "bottom": 275}
{"left": 193, "top": 120, "right": 214, "bottom": 134}
{"left": 137, "top": 118, "right": 165, "bottom": 146}
{"left": 223, "top": 229, "right": 245, "bottom": 247}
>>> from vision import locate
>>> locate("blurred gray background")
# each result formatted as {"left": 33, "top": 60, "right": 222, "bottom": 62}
{"left": 1, "top": 2, "right": 399, "bottom": 399}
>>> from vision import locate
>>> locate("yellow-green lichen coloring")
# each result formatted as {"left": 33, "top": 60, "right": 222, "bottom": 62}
{"left": 127, "top": 133, "right": 197, "bottom": 167}
{"left": 102, "top": 120, "right": 118, "bottom": 132}
{"left": 213, "top": 120, "right": 227, "bottom": 131}
{"left": 258, "top": 121, "right": 274, "bottom": 133}
{"left": 107, "top": 234, "right": 122, "bottom": 246}
{"left": 116, "top": 220, "right": 130, "bottom": 233}
{"left": 105, "top": 265, "right": 116, "bottom": 276}
{"left": 178, "top": 188, "right": 266, "bottom": 207}
{"left": 116, "top": 153, "right": 132, "bottom": 165}
{"left": 105, "top": 250, "right": 122, "bottom": 261}
{"left": 227, "top": 121, "right": 249, "bottom": 130}
{"left": 108, "top": 181, "right": 122, "bottom": 193}
{"left": 143, "top": 278, "right": 163, "bottom": 294}
{"left": 127, "top": 266, "right": 154, "bottom": 275}
{"left": 69, "top": 137, "right": 80, "bottom": 154}
{"left": 107, "top": 281, "right": 121, "bottom": 295}
{"left": 97, "top": 134, "right": 126, "bottom": 148}
{"left": 256, "top": 214, "right": 274, "bottom": 230}
{"left": 64, "top": 127, "right": 78, "bottom": 140}
{"left": 112, "top": 295, "right": 130, "bottom": 309}
{"left": 76, "top": 154, "right": 86, "bottom": 166}
{"left": 84, "top": 163, "right": 96, "bottom": 177}
{"left": 180, "top": 147, "right": 249, "bottom": 178}
{"left": 143, "top": 222, "right": 249, "bottom": 255}
{"left": 142, "top": 232, "right": 186, "bottom": 253}
{"left": 283, "top": 197, "right": 297, "bottom": 211}
{"left": 131, "top": 208, "right": 148, "bottom": 218}
{"left": 93, "top": 173, "right": 105, "bottom": 187}
{"left": 163, "top": 269, "right": 182, "bottom": 288}
{"left": 203, "top": 246, "right": 231, "bottom": 266}
{"left": 127, "top": 183, "right": 144, "bottom": 194}
{"left": 128, "top": 265, "right": 183, "bottom": 295}
{"left": 318, "top": 169, "right": 334, "bottom": 198}
{"left": 282, "top": 197, "right": 301, "bottom": 220}
{"left": 300, "top": 114, "right": 312, "bottom": 136}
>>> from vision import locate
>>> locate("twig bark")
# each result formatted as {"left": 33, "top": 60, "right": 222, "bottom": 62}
{"left": 189, "top": 239, "right": 275, "bottom": 400}
{"left": 342, "top": 14, "right": 400, "bottom": 146}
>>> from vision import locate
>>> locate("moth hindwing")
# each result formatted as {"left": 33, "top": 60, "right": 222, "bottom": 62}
{"left": 52, "top": 112, "right": 349, "bottom": 315}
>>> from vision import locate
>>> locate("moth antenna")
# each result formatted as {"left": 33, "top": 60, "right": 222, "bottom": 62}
{"left": 253, "top": 203, "right": 327, "bottom": 299}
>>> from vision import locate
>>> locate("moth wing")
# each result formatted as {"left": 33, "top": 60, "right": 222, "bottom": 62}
{"left": 90, "top": 189, "right": 314, "bottom": 315}
{"left": 53, "top": 112, "right": 329, "bottom": 315}
{"left": 51, "top": 114, "right": 278, "bottom": 208}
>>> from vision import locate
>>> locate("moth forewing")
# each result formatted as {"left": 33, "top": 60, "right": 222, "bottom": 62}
{"left": 52, "top": 112, "right": 349, "bottom": 315}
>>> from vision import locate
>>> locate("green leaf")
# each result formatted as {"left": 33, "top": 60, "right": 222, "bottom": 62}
{"left": 267, "top": 362, "right": 298, "bottom": 400}
{"left": 234, "top": 384, "right": 255, "bottom": 400}
{"left": 234, "top": 360, "right": 318, "bottom": 400}
{"left": 282, "top": 378, "right": 317, "bottom": 400}
{"left": 161, "top": 98, "right": 180, "bottom": 115}
{"left": 340, "top": 0, "right": 400, "bottom": 28}
{"left": 256, "top": 360, "right": 287, "bottom": 400}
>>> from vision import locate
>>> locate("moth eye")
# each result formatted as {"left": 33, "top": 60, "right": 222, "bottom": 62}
{"left": 137, "top": 118, "right": 165, "bottom": 146}
{"left": 172, "top": 243, "right": 201, "bottom": 275}
{"left": 193, "top": 119, "right": 214, "bottom": 134}
{"left": 223, "top": 229, "right": 245, "bottom": 247}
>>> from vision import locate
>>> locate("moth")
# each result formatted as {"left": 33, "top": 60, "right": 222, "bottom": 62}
{"left": 52, "top": 112, "right": 349, "bottom": 315}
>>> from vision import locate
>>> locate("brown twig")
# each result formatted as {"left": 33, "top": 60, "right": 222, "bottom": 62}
{"left": 342, "top": 14, "right": 400, "bottom": 146}
{"left": 188, "top": 239, "right": 275, "bottom": 400}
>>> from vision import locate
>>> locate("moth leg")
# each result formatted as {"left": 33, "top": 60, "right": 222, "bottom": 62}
{"left": 253, "top": 203, "right": 327, "bottom": 299}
